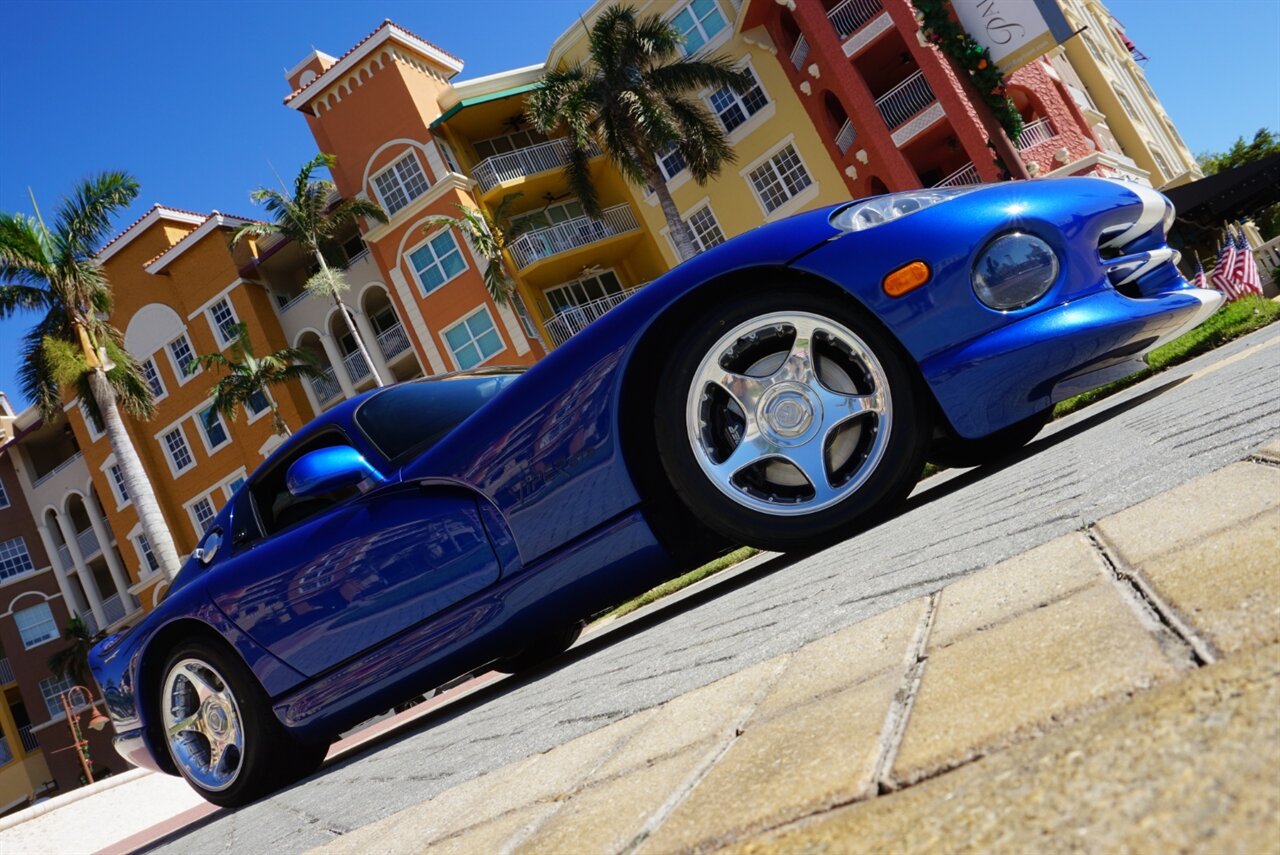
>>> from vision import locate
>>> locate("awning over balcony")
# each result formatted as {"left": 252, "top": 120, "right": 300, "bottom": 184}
{"left": 430, "top": 82, "right": 542, "bottom": 128}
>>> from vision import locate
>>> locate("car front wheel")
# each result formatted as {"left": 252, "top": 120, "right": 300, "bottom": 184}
{"left": 655, "top": 290, "right": 929, "bottom": 552}
{"left": 160, "top": 641, "right": 324, "bottom": 806}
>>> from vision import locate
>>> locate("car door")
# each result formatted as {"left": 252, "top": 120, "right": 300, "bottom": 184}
{"left": 207, "top": 431, "right": 501, "bottom": 677}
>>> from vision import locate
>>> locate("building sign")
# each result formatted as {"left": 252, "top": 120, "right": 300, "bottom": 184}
{"left": 951, "top": 0, "right": 1075, "bottom": 74}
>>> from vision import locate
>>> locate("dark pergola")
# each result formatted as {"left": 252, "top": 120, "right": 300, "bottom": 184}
{"left": 1165, "top": 153, "right": 1280, "bottom": 246}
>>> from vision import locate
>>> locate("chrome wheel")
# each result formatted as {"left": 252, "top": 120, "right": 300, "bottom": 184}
{"left": 685, "top": 311, "right": 892, "bottom": 515}
{"left": 162, "top": 658, "right": 245, "bottom": 792}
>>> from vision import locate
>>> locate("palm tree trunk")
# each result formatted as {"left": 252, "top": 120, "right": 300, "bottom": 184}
{"left": 87, "top": 368, "right": 183, "bottom": 582}
{"left": 316, "top": 252, "right": 385, "bottom": 388}
{"left": 642, "top": 158, "right": 700, "bottom": 262}
{"left": 269, "top": 400, "right": 292, "bottom": 438}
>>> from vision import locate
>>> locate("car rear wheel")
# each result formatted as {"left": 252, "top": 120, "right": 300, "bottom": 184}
{"left": 160, "top": 641, "right": 325, "bottom": 807}
{"left": 655, "top": 291, "right": 929, "bottom": 552}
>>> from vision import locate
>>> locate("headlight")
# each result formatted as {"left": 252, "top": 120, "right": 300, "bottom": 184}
{"left": 830, "top": 188, "right": 977, "bottom": 233}
{"left": 973, "top": 232, "right": 1059, "bottom": 310}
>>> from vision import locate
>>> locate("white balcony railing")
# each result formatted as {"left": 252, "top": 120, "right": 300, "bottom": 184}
{"left": 508, "top": 204, "right": 640, "bottom": 270}
{"left": 543, "top": 286, "right": 644, "bottom": 348}
{"left": 0, "top": 657, "right": 13, "bottom": 684}
{"left": 76, "top": 526, "right": 100, "bottom": 560}
{"left": 343, "top": 350, "right": 372, "bottom": 384}
{"left": 81, "top": 611, "right": 100, "bottom": 638}
{"left": 102, "top": 593, "right": 126, "bottom": 627}
{"left": 310, "top": 367, "right": 343, "bottom": 403}
{"left": 933, "top": 162, "right": 982, "bottom": 188}
{"left": 18, "top": 725, "right": 38, "bottom": 754}
{"left": 278, "top": 291, "right": 310, "bottom": 313}
{"left": 472, "top": 139, "right": 602, "bottom": 194}
{"left": 32, "top": 452, "right": 84, "bottom": 488}
{"left": 828, "top": 0, "right": 883, "bottom": 39}
{"left": 836, "top": 118, "right": 857, "bottom": 155}
{"left": 875, "top": 70, "right": 936, "bottom": 130}
{"left": 1255, "top": 234, "right": 1280, "bottom": 284}
{"left": 1016, "top": 117, "right": 1057, "bottom": 150}
{"left": 57, "top": 545, "right": 70, "bottom": 571}
{"left": 790, "top": 34, "right": 809, "bottom": 70}
{"left": 376, "top": 323, "right": 411, "bottom": 361}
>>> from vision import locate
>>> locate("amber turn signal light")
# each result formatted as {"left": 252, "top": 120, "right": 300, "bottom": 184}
{"left": 882, "top": 261, "right": 931, "bottom": 297}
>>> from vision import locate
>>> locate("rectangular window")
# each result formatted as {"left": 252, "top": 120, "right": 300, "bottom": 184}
{"left": 135, "top": 533, "right": 159, "bottom": 575}
{"left": 409, "top": 230, "right": 467, "bottom": 295}
{"left": 40, "top": 673, "right": 75, "bottom": 717}
{"left": 748, "top": 144, "right": 813, "bottom": 214}
{"left": 167, "top": 334, "right": 197, "bottom": 380}
{"left": 0, "top": 536, "right": 36, "bottom": 582}
{"left": 436, "top": 138, "right": 462, "bottom": 174}
{"left": 141, "top": 358, "right": 166, "bottom": 400}
{"left": 373, "top": 152, "right": 431, "bottom": 215}
{"left": 109, "top": 464, "right": 129, "bottom": 505}
{"left": 16, "top": 603, "right": 58, "bottom": 650}
{"left": 656, "top": 142, "right": 687, "bottom": 182}
{"left": 192, "top": 496, "right": 217, "bottom": 533}
{"left": 162, "top": 427, "right": 194, "bottom": 473}
{"left": 225, "top": 476, "right": 246, "bottom": 498}
{"left": 710, "top": 66, "right": 768, "bottom": 132}
{"left": 672, "top": 0, "right": 727, "bottom": 55}
{"left": 0, "top": 476, "right": 9, "bottom": 509}
{"left": 687, "top": 205, "right": 727, "bottom": 252}
{"left": 443, "top": 307, "right": 505, "bottom": 370}
{"left": 472, "top": 128, "right": 549, "bottom": 161}
{"left": 246, "top": 390, "right": 270, "bottom": 418}
{"left": 546, "top": 270, "right": 625, "bottom": 313}
{"left": 197, "top": 406, "right": 230, "bottom": 452}
{"left": 208, "top": 298, "right": 240, "bottom": 346}
{"left": 79, "top": 401, "right": 104, "bottom": 441}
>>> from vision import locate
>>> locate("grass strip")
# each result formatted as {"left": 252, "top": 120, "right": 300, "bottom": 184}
{"left": 600, "top": 546, "right": 761, "bottom": 623}
{"left": 1054, "top": 295, "right": 1279, "bottom": 419}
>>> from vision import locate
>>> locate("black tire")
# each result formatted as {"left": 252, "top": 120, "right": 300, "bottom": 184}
{"left": 493, "top": 622, "right": 584, "bottom": 674}
{"left": 654, "top": 289, "right": 930, "bottom": 552}
{"left": 928, "top": 408, "right": 1052, "bottom": 470}
{"left": 158, "top": 640, "right": 327, "bottom": 807}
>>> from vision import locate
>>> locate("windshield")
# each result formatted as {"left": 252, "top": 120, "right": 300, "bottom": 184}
{"left": 355, "top": 373, "right": 521, "bottom": 463}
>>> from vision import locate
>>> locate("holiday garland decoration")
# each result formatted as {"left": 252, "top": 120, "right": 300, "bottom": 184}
{"left": 911, "top": 0, "right": 1024, "bottom": 146}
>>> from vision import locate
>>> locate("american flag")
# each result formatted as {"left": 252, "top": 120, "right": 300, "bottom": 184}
{"left": 1190, "top": 256, "right": 1208, "bottom": 289}
{"left": 1229, "top": 225, "right": 1264, "bottom": 299}
{"left": 1210, "top": 232, "right": 1237, "bottom": 297}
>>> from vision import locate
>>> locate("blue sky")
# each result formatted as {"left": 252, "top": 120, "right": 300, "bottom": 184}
{"left": 2, "top": 0, "right": 1277, "bottom": 409}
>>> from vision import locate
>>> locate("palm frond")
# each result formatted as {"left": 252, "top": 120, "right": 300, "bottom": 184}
{"left": 645, "top": 57, "right": 751, "bottom": 96}
{"left": 55, "top": 171, "right": 140, "bottom": 258}
{"left": 0, "top": 213, "right": 55, "bottom": 288}
{"left": 103, "top": 338, "right": 155, "bottom": 418}
{"left": 329, "top": 197, "right": 388, "bottom": 227}
{"left": 19, "top": 313, "right": 65, "bottom": 421}
{"left": 0, "top": 284, "right": 51, "bottom": 317}
{"left": 229, "top": 220, "right": 278, "bottom": 248}
{"left": 666, "top": 94, "right": 735, "bottom": 183}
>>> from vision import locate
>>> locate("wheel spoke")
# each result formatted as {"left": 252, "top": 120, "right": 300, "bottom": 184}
{"left": 166, "top": 712, "right": 202, "bottom": 739}
{"left": 786, "top": 438, "right": 840, "bottom": 505}
{"left": 709, "top": 432, "right": 777, "bottom": 484}
{"left": 816, "top": 389, "right": 883, "bottom": 432}
{"left": 774, "top": 318, "right": 820, "bottom": 385}
{"left": 701, "top": 367, "right": 772, "bottom": 414}
{"left": 182, "top": 665, "right": 220, "bottom": 703}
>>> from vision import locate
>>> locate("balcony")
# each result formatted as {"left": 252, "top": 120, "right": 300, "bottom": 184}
{"left": 81, "top": 610, "right": 99, "bottom": 638}
{"left": 828, "top": 0, "right": 883, "bottom": 40}
{"left": 790, "top": 34, "right": 809, "bottom": 70}
{"left": 0, "top": 657, "right": 13, "bottom": 684}
{"left": 32, "top": 452, "right": 84, "bottom": 488}
{"left": 876, "top": 71, "right": 935, "bottom": 130}
{"left": 310, "top": 367, "right": 343, "bottom": 404}
{"left": 18, "top": 725, "right": 38, "bottom": 754}
{"left": 343, "top": 350, "right": 372, "bottom": 384}
{"left": 933, "top": 162, "right": 982, "bottom": 188}
{"left": 508, "top": 204, "right": 641, "bottom": 270}
{"left": 836, "top": 118, "right": 857, "bottom": 155}
{"left": 103, "top": 592, "right": 126, "bottom": 627}
{"left": 76, "top": 526, "right": 100, "bottom": 559}
{"left": 472, "top": 139, "right": 601, "bottom": 195}
{"left": 1016, "top": 117, "right": 1057, "bottom": 150}
{"left": 543, "top": 286, "right": 643, "bottom": 348}
{"left": 376, "top": 323, "right": 411, "bottom": 361}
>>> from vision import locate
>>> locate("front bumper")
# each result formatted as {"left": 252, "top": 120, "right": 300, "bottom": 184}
{"left": 113, "top": 726, "right": 165, "bottom": 773}
{"left": 922, "top": 285, "right": 1222, "bottom": 437}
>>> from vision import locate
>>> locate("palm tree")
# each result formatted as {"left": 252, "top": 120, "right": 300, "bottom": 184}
{"left": 526, "top": 5, "right": 749, "bottom": 262}
{"left": 423, "top": 192, "right": 544, "bottom": 346}
{"left": 0, "top": 172, "right": 183, "bottom": 581}
{"left": 48, "top": 616, "right": 97, "bottom": 693}
{"left": 232, "top": 153, "right": 389, "bottom": 387}
{"left": 194, "top": 323, "right": 322, "bottom": 438}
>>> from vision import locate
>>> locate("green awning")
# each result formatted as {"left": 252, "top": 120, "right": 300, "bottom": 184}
{"left": 430, "top": 82, "right": 543, "bottom": 128}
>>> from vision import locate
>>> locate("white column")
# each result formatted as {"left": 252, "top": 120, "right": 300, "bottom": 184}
{"left": 319, "top": 332, "right": 356, "bottom": 397}
{"left": 83, "top": 490, "right": 134, "bottom": 613}
{"left": 351, "top": 307, "right": 393, "bottom": 382}
{"left": 54, "top": 510, "right": 106, "bottom": 629}
{"left": 36, "top": 522, "right": 82, "bottom": 616}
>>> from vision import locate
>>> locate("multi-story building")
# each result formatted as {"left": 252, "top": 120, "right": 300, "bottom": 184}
{"left": 1054, "top": 0, "right": 1202, "bottom": 188}
{"left": 0, "top": 396, "right": 126, "bottom": 810}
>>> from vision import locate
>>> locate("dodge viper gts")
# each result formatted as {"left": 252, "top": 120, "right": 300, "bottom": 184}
{"left": 90, "top": 178, "right": 1221, "bottom": 805}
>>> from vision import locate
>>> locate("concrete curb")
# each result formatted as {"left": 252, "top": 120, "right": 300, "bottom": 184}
{"left": 0, "top": 767, "right": 151, "bottom": 832}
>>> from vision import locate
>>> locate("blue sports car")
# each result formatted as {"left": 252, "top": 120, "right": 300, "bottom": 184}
{"left": 90, "top": 178, "right": 1219, "bottom": 805}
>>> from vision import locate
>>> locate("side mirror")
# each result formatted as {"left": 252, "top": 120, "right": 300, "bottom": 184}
{"left": 286, "top": 446, "right": 385, "bottom": 499}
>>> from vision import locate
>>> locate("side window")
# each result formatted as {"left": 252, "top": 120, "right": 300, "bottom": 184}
{"left": 248, "top": 433, "right": 359, "bottom": 537}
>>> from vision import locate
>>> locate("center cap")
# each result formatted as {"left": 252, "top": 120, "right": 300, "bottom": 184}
{"left": 758, "top": 382, "right": 821, "bottom": 444}
{"left": 205, "top": 704, "right": 228, "bottom": 735}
